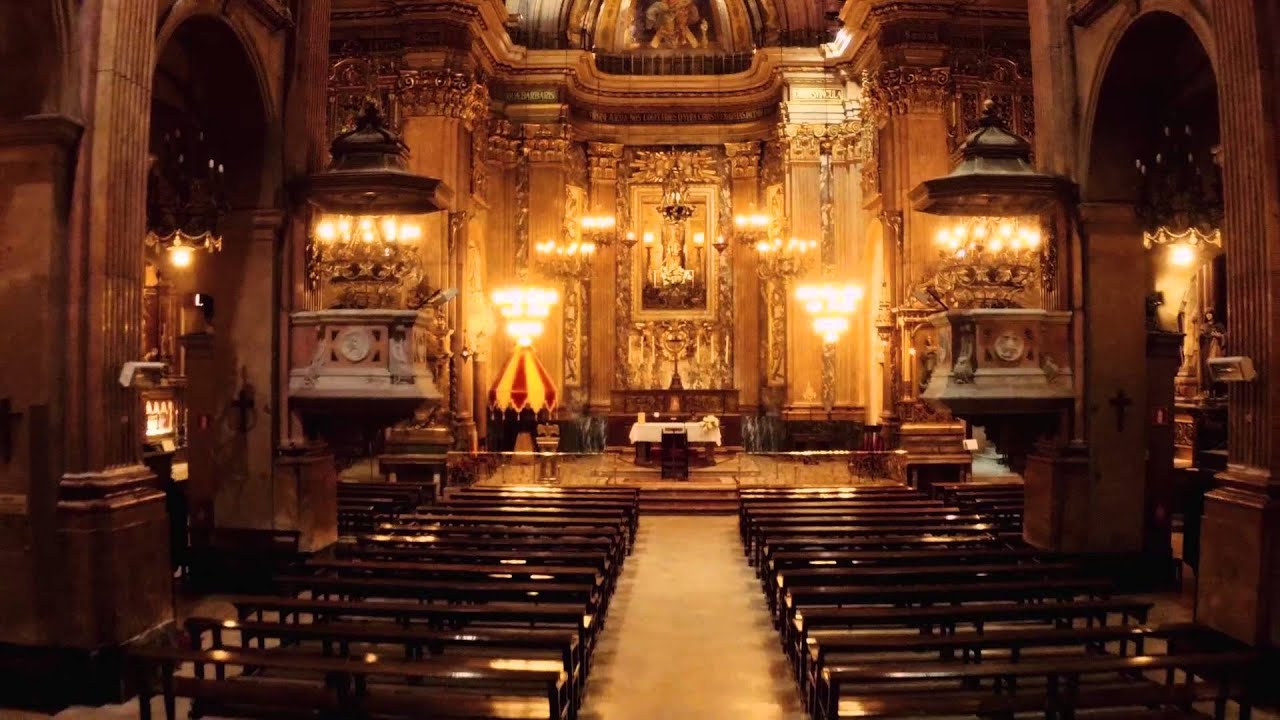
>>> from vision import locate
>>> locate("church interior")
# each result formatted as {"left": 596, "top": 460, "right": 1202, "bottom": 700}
{"left": 2, "top": 0, "right": 1280, "bottom": 717}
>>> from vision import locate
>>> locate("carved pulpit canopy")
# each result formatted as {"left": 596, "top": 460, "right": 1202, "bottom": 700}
{"left": 910, "top": 101, "right": 1074, "bottom": 216}
{"left": 298, "top": 103, "right": 454, "bottom": 215}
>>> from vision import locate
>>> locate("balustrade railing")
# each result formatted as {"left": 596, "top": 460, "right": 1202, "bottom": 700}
{"left": 593, "top": 51, "right": 756, "bottom": 76}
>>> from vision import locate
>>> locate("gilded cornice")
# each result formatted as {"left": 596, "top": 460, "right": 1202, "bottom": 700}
{"left": 398, "top": 69, "right": 490, "bottom": 130}
{"left": 780, "top": 123, "right": 859, "bottom": 163}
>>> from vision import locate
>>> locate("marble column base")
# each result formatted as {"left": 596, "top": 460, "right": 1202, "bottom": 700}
{"left": 1023, "top": 441, "right": 1090, "bottom": 550}
{"left": 1196, "top": 465, "right": 1280, "bottom": 646}
{"left": 272, "top": 442, "right": 338, "bottom": 553}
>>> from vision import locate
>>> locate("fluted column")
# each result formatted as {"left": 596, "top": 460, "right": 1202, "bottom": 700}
{"left": 522, "top": 124, "right": 573, "bottom": 392}
{"left": 52, "top": 0, "right": 172, "bottom": 654}
{"left": 782, "top": 125, "right": 824, "bottom": 413}
{"left": 725, "top": 141, "right": 763, "bottom": 412}
{"left": 1195, "top": 0, "right": 1280, "bottom": 647}
{"left": 587, "top": 142, "right": 623, "bottom": 413}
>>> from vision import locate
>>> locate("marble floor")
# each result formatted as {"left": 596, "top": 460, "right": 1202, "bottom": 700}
{"left": 578, "top": 515, "right": 806, "bottom": 720}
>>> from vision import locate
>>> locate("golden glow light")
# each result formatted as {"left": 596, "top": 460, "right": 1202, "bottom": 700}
{"left": 796, "top": 283, "right": 863, "bottom": 344}
{"left": 167, "top": 242, "right": 194, "bottom": 268}
{"left": 1168, "top": 244, "right": 1197, "bottom": 267}
{"left": 535, "top": 238, "right": 597, "bottom": 279}
{"left": 492, "top": 286, "right": 559, "bottom": 346}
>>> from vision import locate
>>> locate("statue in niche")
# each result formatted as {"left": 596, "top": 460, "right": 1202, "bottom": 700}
{"left": 634, "top": 0, "right": 715, "bottom": 50}
{"left": 1199, "top": 309, "right": 1227, "bottom": 399}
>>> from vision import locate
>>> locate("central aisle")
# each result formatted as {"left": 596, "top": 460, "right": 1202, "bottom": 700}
{"left": 580, "top": 515, "right": 806, "bottom": 720}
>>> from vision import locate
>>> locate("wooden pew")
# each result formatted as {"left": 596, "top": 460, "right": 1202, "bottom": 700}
{"left": 131, "top": 645, "right": 570, "bottom": 720}
{"left": 184, "top": 616, "right": 585, "bottom": 708}
{"left": 769, "top": 561, "right": 1084, "bottom": 616}
{"left": 817, "top": 650, "right": 1256, "bottom": 720}
{"left": 753, "top": 524, "right": 1004, "bottom": 568}
{"left": 434, "top": 499, "right": 638, "bottom": 544}
{"left": 802, "top": 622, "right": 1212, "bottom": 711}
{"left": 226, "top": 595, "right": 597, "bottom": 660}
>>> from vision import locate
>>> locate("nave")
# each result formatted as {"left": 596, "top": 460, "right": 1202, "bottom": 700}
{"left": 18, "top": 482, "right": 1279, "bottom": 720}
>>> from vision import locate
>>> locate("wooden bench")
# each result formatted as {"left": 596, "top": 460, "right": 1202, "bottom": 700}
{"left": 786, "top": 599, "right": 1155, "bottom": 673}
{"left": 131, "top": 645, "right": 570, "bottom": 720}
{"left": 275, "top": 573, "right": 601, "bottom": 613}
{"left": 185, "top": 616, "right": 585, "bottom": 708}
{"left": 818, "top": 650, "right": 1256, "bottom": 720}
{"left": 226, "top": 595, "right": 598, "bottom": 662}
{"left": 753, "top": 524, "right": 1004, "bottom": 568}
{"left": 803, "top": 622, "right": 1211, "bottom": 710}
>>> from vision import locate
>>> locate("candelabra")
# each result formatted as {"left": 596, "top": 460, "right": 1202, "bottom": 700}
{"left": 491, "top": 286, "right": 559, "bottom": 346}
{"left": 931, "top": 216, "right": 1042, "bottom": 308}
{"left": 534, "top": 238, "right": 597, "bottom": 281}
{"left": 580, "top": 214, "right": 618, "bottom": 247}
{"left": 755, "top": 236, "right": 818, "bottom": 281}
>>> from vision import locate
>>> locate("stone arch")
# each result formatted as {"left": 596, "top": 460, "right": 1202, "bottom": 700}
{"left": 0, "top": 0, "right": 76, "bottom": 119}
{"left": 1079, "top": 5, "right": 1218, "bottom": 194}
{"left": 1081, "top": 11, "right": 1218, "bottom": 204}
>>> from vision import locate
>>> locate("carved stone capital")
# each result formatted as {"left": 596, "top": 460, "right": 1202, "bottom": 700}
{"left": 522, "top": 124, "right": 572, "bottom": 164}
{"left": 724, "top": 141, "right": 762, "bottom": 178}
{"left": 398, "top": 69, "right": 490, "bottom": 130}
{"left": 486, "top": 119, "right": 520, "bottom": 167}
{"left": 587, "top": 142, "right": 624, "bottom": 182}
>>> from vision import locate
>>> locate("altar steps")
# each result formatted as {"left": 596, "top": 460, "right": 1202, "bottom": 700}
{"left": 639, "top": 485, "right": 739, "bottom": 515}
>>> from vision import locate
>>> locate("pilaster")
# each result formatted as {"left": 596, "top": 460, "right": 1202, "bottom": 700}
{"left": 586, "top": 142, "right": 623, "bottom": 414}
{"left": 725, "top": 141, "right": 763, "bottom": 413}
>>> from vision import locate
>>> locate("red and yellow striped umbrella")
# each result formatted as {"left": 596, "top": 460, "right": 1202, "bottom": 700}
{"left": 488, "top": 346, "right": 558, "bottom": 413}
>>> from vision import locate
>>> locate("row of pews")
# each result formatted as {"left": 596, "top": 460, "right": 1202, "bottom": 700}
{"left": 132, "top": 485, "right": 638, "bottom": 720}
{"left": 741, "top": 483, "right": 1260, "bottom": 720}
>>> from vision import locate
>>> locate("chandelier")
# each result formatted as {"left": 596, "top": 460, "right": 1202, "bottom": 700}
{"left": 911, "top": 100, "right": 1072, "bottom": 309}
{"left": 1136, "top": 122, "right": 1223, "bottom": 252}
{"left": 580, "top": 214, "right": 618, "bottom": 247}
{"left": 756, "top": 236, "right": 818, "bottom": 280}
{"left": 491, "top": 286, "right": 559, "bottom": 346}
{"left": 659, "top": 170, "right": 695, "bottom": 224}
{"left": 796, "top": 283, "right": 863, "bottom": 343}
{"left": 535, "top": 239, "right": 597, "bottom": 280}
{"left": 932, "top": 217, "right": 1043, "bottom": 308}
{"left": 146, "top": 122, "right": 228, "bottom": 268}
{"left": 297, "top": 103, "right": 452, "bottom": 308}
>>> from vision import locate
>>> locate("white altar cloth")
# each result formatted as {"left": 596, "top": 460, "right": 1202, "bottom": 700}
{"left": 628, "top": 421, "right": 722, "bottom": 446}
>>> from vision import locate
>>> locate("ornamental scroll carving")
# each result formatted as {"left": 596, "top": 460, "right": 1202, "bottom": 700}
{"left": 397, "top": 69, "right": 490, "bottom": 130}
{"left": 587, "top": 142, "right": 624, "bottom": 182}
{"left": 949, "top": 54, "right": 1034, "bottom": 155}
{"left": 328, "top": 56, "right": 404, "bottom": 137}
{"left": 864, "top": 64, "right": 953, "bottom": 116}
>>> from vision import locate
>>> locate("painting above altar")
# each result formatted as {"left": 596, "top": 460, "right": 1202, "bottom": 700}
{"left": 632, "top": 183, "right": 717, "bottom": 315}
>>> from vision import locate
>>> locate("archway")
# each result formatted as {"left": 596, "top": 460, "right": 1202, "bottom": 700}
{"left": 0, "top": 2, "right": 67, "bottom": 119}
{"left": 144, "top": 16, "right": 274, "bottom": 571}
{"left": 1084, "top": 10, "right": 1221, "bottom": 580}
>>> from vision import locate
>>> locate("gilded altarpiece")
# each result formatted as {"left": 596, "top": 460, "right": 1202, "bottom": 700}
{"left": 614, "top": 149, "right": 735, "bottom": 404}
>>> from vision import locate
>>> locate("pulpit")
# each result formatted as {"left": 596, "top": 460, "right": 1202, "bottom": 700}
{"left": 660, "top": 428, "right": 689, "bottom": 480}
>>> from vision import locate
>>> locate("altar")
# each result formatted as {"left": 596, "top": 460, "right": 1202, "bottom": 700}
{"left": 628, "top": 421, "right": 722, "bottom": 467}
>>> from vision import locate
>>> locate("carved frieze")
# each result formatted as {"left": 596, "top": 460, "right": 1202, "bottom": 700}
{"left": 629, "top": 148, "right": 719, "bottom": 184}
{"left": 398, "top": 69, "right": 490, "bottom": 130}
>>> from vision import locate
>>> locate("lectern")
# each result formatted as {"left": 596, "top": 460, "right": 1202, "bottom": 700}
{"left": 660, "top": 428, "right": 689, "bottom": 481}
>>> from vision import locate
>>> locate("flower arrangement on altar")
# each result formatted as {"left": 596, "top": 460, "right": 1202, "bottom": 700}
{"left": 660, "top": 264, "right": 694, "bottom": 287}
{"left": 700, "top": 415, "right": 720, "bottom": 432}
